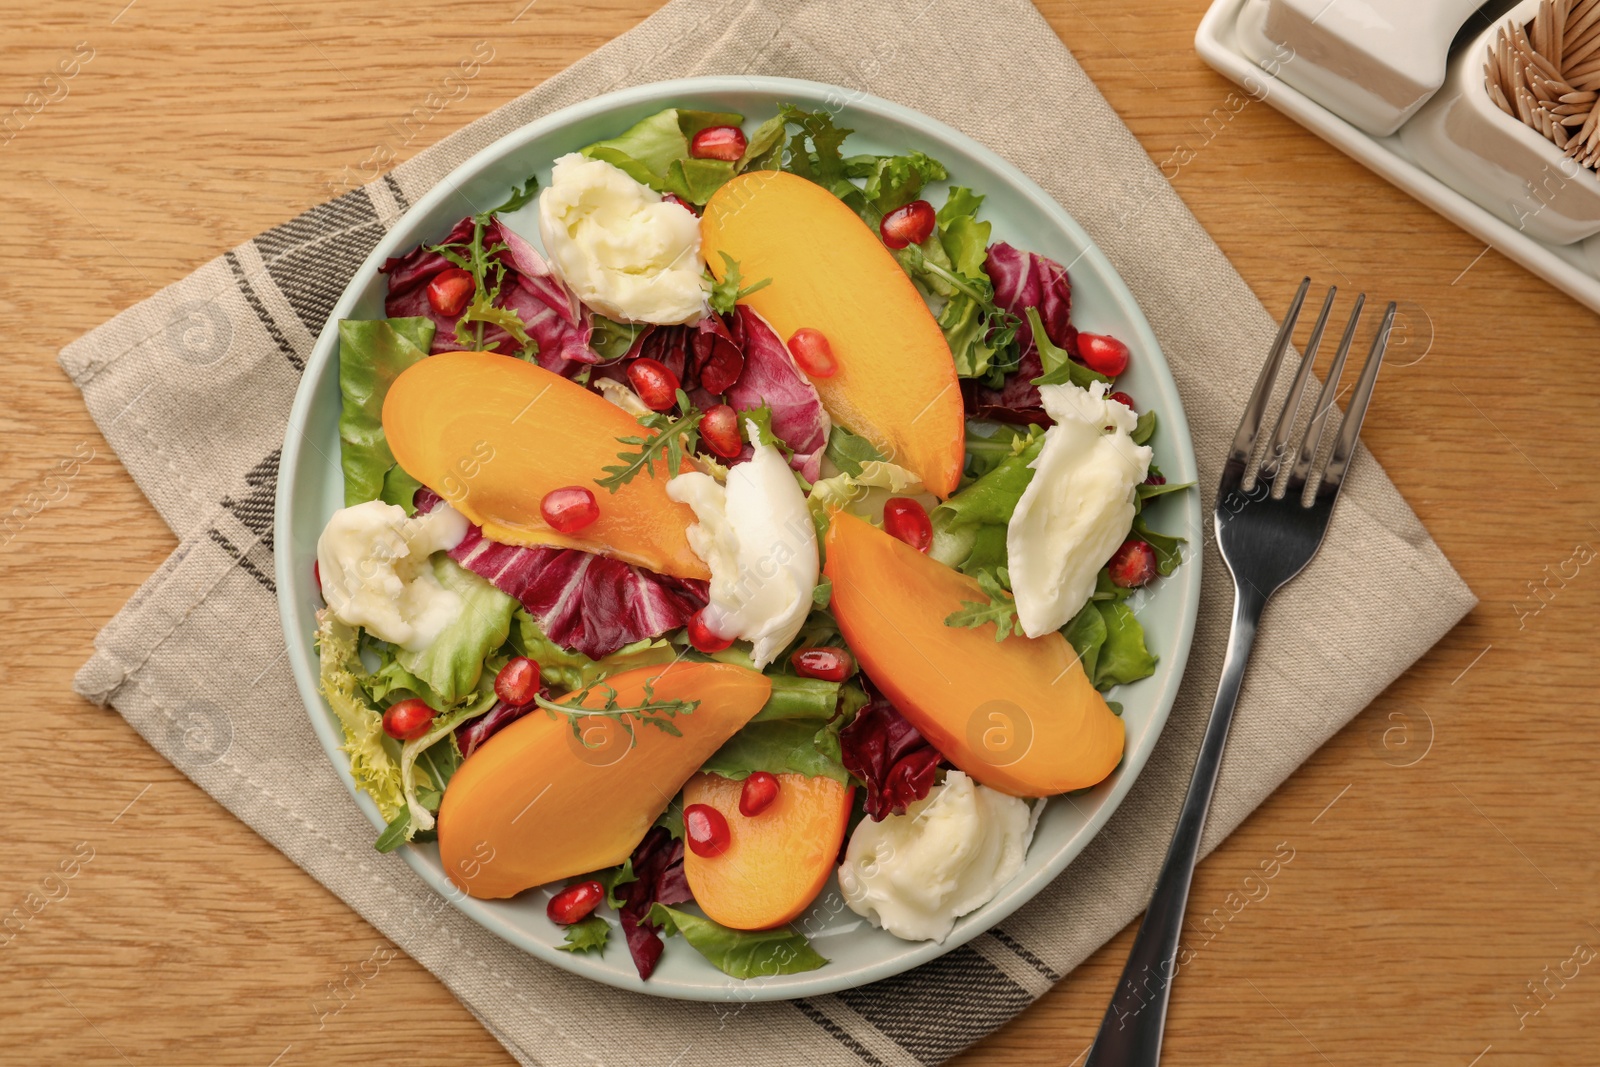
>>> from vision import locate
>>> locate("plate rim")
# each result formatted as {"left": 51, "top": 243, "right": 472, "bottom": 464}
{"left": 274, "top": 73, "right": 1202, "bottom": 1001}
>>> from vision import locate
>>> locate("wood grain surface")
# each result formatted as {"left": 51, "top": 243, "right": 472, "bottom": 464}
{"left": 3, "top": 1, "right": 1596, "bottom": 1063}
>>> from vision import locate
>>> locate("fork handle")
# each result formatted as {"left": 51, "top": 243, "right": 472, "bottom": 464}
{"left": 1083, "top": 582, "right": 1268, "bottom": 1066}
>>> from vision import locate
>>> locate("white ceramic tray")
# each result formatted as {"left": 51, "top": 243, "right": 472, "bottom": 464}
{"left": 1197, "top": 0, "right": 1600, "bottom": 314}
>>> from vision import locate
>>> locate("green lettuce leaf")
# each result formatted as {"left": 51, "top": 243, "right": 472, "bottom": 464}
{"left": 937, "top": 433, "right": 1044, "bottom": 529}
{"left": 1063, "top": 599, "right": 1158, "bottom": 690}
{"left": 581, "top": 108, "right": 746, "bottom": 205}
{"left": 393, "top": 557, "right": 517, "bottom": 705}
{"left": 701, "top": 677, "right": 850, "bottom": 783}
{"left": 316, "top": 611, "right": 405, "bottom": 821}
{"left": 648, "top": 904, "right": 828, "bottom": 979}
{"left": 337, "top": 318, "right": 435, "bottom": 507}
{"left": 823, "top": 425, "right": 885, "bottom": 478}
{"left": 509, "top": 610, "right": 680, "bottom": 692}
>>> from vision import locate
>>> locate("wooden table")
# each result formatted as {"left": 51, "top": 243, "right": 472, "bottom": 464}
{"left": 4, "top": 1, "right": 1595, "bottom": 1063}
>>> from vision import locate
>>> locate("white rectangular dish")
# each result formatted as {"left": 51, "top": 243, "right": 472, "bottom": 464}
{"left": 1197, "top": 0, "right": 1600, "bottom": 314}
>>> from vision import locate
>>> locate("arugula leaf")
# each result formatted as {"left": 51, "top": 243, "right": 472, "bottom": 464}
{"left": 393, "top": 557, "right": 517, "bottom": 704}
{"left": 739, "top": 403, "right": 786, "bottom": 454}
{"left": 491, "top": 174, "right": 540, "bottom": 214}
{"left": 337, "top": 318, "right": 435, "bottom": 507}
{"left": 1135, "top": 479, "right": 1193, "bottom": 509}
{"left": 823, "top": 425, "right": 885, "bottom": 477}
{"left": 533, "top": 677, "right": 699, "bottom": 747}
{"left": 648, "top": 904, "right": 827, "bottom": 979}
{"left": 944, "top": 569, "right": 1022, "bottom": 641}
{"left": 581, "top": 108, "right": 746, "bottom": 205}
{"left": 557, "top": 916, "right": 610, "bottom": 954}
{"left": 811, "top": 576, "right": 833, "bottom": 609}
{"left": 596, "top": 391, "right": 704, "bottom": 493}
{"left": 1028, "top": 307, "right": 1113, "bottom": 389}
{"left": 776, "top": 104, "right": 854, "bottom": 196}
{"left": 708, "top": 252, "right": 772, "bottom": 314}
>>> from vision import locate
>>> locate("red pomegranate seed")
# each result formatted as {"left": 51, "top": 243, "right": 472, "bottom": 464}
{"left": 426, "top": 268, "right": 475, "bottom": 317}
{"left": 541, "top": 485, "right": 599, "bottom": 534}
{"left": 739, "top": 772, "right": 780, "bottom": 817}
{"left": 879, "top": 200, "right": 936, "bottom": 249}
{"left": 312, "top": 560, "right": 321, "bottom": 589}
{"left": 787, "top": 328, "right": 837, "bottom": 378}
{"left": 1107, "top": 540, "right": 1159, "bottom": 588}
{"left": 686, "top": 609, "right": 733, "bottom": 653}
{"left": 627, "top": 357, "right": 680, "bottom": 411}
{"left": 689, "top": 125, "right": 747, "bottom": 162}
{"left": 883, "top": 497, "right": 933, "bottom": 553}
{"left": 1144, "top": 472, "right": 1167, "bottom": 486}
{"left": 382, "top": 698, "right": 435, "bottom": 741}
{"left": 1078, "top": 333, "right": 1131, "bottom": 377}
{"left": 547, "top": 880, "right": 604, "bottom": 925}
{"left": 662, "top": 193, "right": 698, "bottom": 214}
{"left": 790, "top": 646, "right": 854, "bottom": 682}
{"left": 700, "top": 404, "right": 744, "bottom": 459}
{"left": 1109, "top": 391, "right": 1136, "bottom": 410}
{"left": 685, "top": 803, "right": 732, "bottom": 857}
{"left": 494, "top": 656, "right": 541, "bottom": 706}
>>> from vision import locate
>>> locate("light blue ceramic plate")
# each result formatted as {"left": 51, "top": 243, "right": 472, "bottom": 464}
{"left": 275, "top": 76, "right": 1202, "bottom": 1002}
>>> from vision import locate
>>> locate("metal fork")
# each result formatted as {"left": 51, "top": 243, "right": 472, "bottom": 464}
{"left": 1083, "top": 278, "right": 1395, "bottom": 1066}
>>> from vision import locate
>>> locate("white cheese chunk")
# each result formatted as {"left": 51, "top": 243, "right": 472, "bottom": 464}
{"left": 838, "top": 770, "right": 1037, "bottom": 943}
{"left": 316, "top": 500, "right": 469, "bottom": 651}
{"left": 537, "top": 153, "right": 706, "bottom": 324}
{"left": 666, "top": 423, "right": 818, "bottom": 668}
{"left": 1007, "top": 382, "right": 1151, "bottom": 638}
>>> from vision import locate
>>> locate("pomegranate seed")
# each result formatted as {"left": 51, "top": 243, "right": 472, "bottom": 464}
{"left": 426, "top": 268, "right": 475, "bottom": 317}
{"left": 787, "top": 328, "right": 837, "bottom": 378}
{"left": 312, "top": 560, "right": 321, "bottom": 589}
{"left": 382, "top": 698, "right": 435, "bottom": 741}
{"left": 627, "top": 357, "right": 680, "bottom": 411}
{"left": 686, "top": 609, "right": 734, "bottom": 653}
{"left": 1109, "top": 391, "right": 1136, "bottom": 410}
{"left": 700, "top": 404, "right": 744, "bottom": 459}
{"left": 882, "top": 497, "right": 933, "bottom": 553}
{"left": 547, "top": 880, "right": 604, "bottom": 925}
{"left": 685, "top": 803, "right": 732, "bottom": 857}
{"left": 494, "top": 656, "right": 541, "bottom": 706}
{"left": 1078, "top": 333, "right": 1131, "bottom": 377}
{"left": 541, "top": 485, "right": 599, "bottom": 534}
{"left": 879, "top": 200, "right": 936, "bottom": 249}
{"left": 1107, "top": 540, "right": 1159, "bottom": 588}
{"left": 1144, "top": 472, "right": 1167, "bottom": 486}
{"left": 739, "top": 772, "right": 780, "bottom": 817}
{"left": 662, "top": 193, "right": 698, "bottom": 214}
{"left": 791, "top": 646, "right": 854, "bottom": 682}
{"left": 689, "top": 125, "right": 747, "bottom": 162}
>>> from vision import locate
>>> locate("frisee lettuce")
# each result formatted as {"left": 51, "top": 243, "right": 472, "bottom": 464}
{"left": 317, "top": 611, "right": 405, "bottom": 821}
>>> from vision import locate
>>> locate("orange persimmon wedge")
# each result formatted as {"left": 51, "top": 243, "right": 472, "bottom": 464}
{"left": 700, "top": 171, "right": 964, "bottom": 498}
{"left": 382, "top": 350, "right": 709, "bottom": 580}
{"left": 824, "top": 512, "right": 1124, "bottom": 796}
{"left": 682, "top": 772, "right": 853, "bottom": 930}
{"left": 436, "top": 662, "right": 772, "bottom": 899}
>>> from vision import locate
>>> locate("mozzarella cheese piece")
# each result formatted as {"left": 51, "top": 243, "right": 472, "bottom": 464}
{"left": 838, "top": 770, "right": 1037, "bottom": 943}
{"left": 317, "top": 500, "right": 469, "bottom": 651}
{"left": 1007, "top": 381, "right": 1152, "bottom": 638}
{"left": 666, "top": 423, "right": 818, "bottom": 668}
{"left": 537, "top": 153, "right": 706, "bottom": 324}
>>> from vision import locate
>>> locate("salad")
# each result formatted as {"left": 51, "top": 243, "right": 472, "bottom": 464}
{"left": 312, "top": 104, "right": 1191, "bottom": 982}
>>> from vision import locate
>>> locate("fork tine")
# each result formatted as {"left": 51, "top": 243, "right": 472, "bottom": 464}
{"left": 1263, "top": 286, "right": 1336, "bottom": 494}
{"left": 1290, "top": 293, "right": 1365, "bottom": 488}
{"left": 1319, "top": 301, "right": 1395, "bottom": 495}
{"left": 1221, "top": 277, "right": 1310, "bottom": 491}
